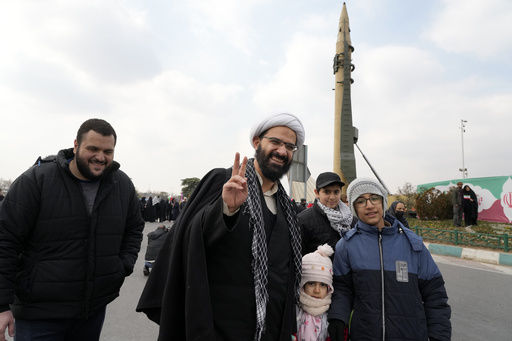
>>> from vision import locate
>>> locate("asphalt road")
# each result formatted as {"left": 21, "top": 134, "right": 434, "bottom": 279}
{"left": 433, "top": 255, "right": 512, "bottom": 341}
{"left": 101, "top": 221, "right": 164, "bottom": 340}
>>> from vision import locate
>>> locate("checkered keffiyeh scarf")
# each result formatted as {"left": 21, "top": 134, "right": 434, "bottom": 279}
{"left": 242, "top": 158, "right": 302, "bottom": 341}
{"left": 316, "top": 200, "right": 354, "bottom": 235}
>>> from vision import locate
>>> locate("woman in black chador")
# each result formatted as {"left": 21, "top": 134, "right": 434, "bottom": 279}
{"left": 170, "top": 198, "right": 180, "bottom": 222}
{"left": 143, "top": 196, "right": 156, "bottom": 222}
{"left": 462, "top": 185, "right": 478, "bottom": 226}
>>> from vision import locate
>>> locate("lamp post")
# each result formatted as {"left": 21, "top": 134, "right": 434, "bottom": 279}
{"left": 459, "top": 119, "right": 468, "bottom": 178}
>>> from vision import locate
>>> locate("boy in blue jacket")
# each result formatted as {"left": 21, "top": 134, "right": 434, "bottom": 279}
{"left": 328, "top": 178, "right": 451, "bottom": 341}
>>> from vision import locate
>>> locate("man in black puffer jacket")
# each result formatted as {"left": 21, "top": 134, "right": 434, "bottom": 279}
{"left": 0, "top": 118, "right": 144, "bottom": 341}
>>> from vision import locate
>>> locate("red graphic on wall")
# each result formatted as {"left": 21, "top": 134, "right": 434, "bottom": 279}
{"left": 504, "top": 192, "right": 512, "bottom": 208}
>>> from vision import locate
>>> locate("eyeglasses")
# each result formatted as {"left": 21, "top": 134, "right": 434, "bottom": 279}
{"left": 354, "top": 195, "right": 382, "bottom": 208}
{"left": 262, "top": 136, "right": 299, "bottom": 153}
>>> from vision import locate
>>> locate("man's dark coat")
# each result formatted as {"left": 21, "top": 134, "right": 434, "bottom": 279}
{"left": 0, "top": 148, "right": 144, "bottom": 319}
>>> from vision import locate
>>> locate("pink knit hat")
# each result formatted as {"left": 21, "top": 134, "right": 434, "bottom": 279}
{"left": 300, "top": 244, "right": 334, "bottom": 292}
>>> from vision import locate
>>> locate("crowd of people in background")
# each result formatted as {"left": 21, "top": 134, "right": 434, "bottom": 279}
{"left": 139, "top": 195, "right": 187, "bottom": 223}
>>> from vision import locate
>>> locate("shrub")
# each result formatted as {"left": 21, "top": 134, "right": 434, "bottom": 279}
{"left": 415, "top": 187, "right": 452, "bottom": 220}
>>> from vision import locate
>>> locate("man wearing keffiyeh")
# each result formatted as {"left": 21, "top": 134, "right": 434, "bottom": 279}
{"left": 137, "top": 113, "right": 305, "bottom": 341}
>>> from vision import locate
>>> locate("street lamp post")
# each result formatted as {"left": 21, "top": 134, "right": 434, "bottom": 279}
{"left": 459, "top": 119, "right": 468, "bottom": 178}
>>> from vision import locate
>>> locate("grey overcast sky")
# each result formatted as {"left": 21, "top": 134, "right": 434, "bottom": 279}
{"left": 1, "top": 0, "right": 511, "bottom": 196}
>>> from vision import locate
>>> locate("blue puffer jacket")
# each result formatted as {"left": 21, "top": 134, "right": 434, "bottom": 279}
{"left": 329, "top": 215, "right": 451, "bottom": 341}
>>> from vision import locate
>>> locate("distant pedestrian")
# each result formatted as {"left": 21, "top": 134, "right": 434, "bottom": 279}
{"left": 143, "top": 224, "right": 168, "bottom": 276}
{"left": 140, "top": 197, "right": 147, "bottom": 216}
{"left": 170, "top": 197, "right": 180, "bottom": 221}
{"left": 291, "top": 198, "right": 301, "bottom": 214}
{"left": 451, "top": 181, "right": 464, "bottom": 227}
{"left": 163, "top": 198, "right": 171, "bottom": 221}
{"left": 386, "top": 200, "right": 410, "bottom": 228}
{"left": 297, "top": 198, "right": 307, "bottom": 213}
{"left": 144, "top": 196, "right": 155, "bottom": 222}
{"left": 153, "top": 196, "right": 161, "bottom": 222}
{"left": 180, "top": 197, "right": 188, "bottom": 211}
{"left": 158, "top": 198, "right": 167, "bottom": 222}
{"left": 462, "top": 185, "right": 478, "bottom": 226}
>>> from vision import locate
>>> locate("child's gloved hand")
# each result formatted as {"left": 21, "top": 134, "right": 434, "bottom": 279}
{"left": 328, "top": 319, "right": 347, "bottom": 341}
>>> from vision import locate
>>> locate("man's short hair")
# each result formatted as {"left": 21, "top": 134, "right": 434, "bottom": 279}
{"left": 77, "top": 118, "right": 117, "bottom": 146}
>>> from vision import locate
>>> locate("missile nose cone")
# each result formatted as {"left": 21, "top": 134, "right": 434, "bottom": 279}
{"left": 337, "top": 3, "right": 352, "bottom": 45}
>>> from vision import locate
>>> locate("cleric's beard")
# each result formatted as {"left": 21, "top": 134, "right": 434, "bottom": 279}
{"left": 254, "top": 145, "right": 291, "bottom": 182}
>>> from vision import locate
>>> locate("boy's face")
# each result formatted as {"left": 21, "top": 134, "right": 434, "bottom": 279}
{"left": 354, "top": 193, "right": 385, "bottom": 228}
{"left": 314, "top": 184, "right": 342, "bottom": 209}
{"left": 303, "top": 281, "right": 329, "bottom": 299}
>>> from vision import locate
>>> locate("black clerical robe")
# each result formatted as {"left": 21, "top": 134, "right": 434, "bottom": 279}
{"left": 136, "top": 167, "right": 297, "bottom": 341}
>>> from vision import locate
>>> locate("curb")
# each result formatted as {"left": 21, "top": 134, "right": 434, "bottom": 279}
{"left": 424, "top": 242, "right": 512, "bottom": 267}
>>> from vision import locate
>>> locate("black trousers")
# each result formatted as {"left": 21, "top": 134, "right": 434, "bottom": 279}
{"left": 14, "top": 306, "right": 106, "bottom": 341}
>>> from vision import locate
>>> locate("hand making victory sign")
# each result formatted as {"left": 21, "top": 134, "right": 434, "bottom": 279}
{"left": 222, "top": 152, "right": 248, "bottom": 213}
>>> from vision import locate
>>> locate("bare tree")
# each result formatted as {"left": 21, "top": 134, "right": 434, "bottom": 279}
{"left": 0, "top": 178, "right": 13, "bottom": 193}
{"left": 396, "top": 182, "right": 416, "bottom": 212}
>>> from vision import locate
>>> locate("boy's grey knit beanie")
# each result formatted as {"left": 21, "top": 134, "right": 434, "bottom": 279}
{"left": 347, "top": 178, "right": 388, "bottom": 218}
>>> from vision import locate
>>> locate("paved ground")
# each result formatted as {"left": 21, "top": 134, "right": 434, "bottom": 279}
{"left": 101, "top": 221, "right": 165, "bottom": 340}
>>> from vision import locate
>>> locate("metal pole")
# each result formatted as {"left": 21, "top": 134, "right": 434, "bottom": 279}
{"left": 354, "top": 143, "right": 391, "bottom": 194}
{"left": 460, "top": 119, "right": 467, "bottom": 178}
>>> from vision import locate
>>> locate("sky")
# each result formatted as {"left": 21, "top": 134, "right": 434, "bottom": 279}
{"left": 1, "top": 0, "right": 511, "bottom": 197}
